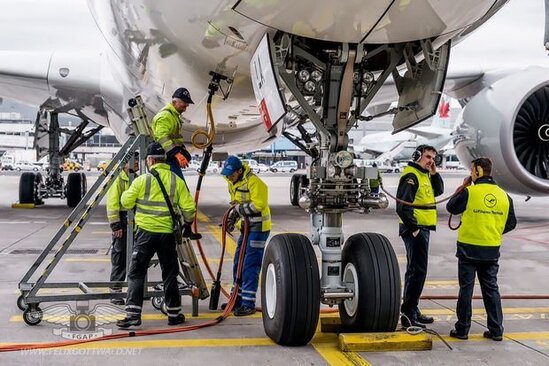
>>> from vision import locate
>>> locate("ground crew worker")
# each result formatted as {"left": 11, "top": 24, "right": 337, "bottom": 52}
{"left": 116, "top": 142, "right": 196, "bottom": 328}
{"left": 106, "top": 155, "right": 138, "bottom": 305}
{"left": 370, "top": 162, "right": 382, "bottom": 197}
{"left": 152, "top": 87, "right": 194, "bottom": 180}
{"left": 396, "top": 145, "right": 444, "bottom": 328}
{"left": 221, "top": 156, "right": 271, "bottom": 316}
{"left": 447, "top": 157, "right": 516, "bottom": 341}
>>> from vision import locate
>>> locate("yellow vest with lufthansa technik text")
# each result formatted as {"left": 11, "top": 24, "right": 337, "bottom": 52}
{"left": 399, "top": 165, "right": 437, "bottom": 227}
{"left": 457, "top": 183, "right": 510, "bottom": 247}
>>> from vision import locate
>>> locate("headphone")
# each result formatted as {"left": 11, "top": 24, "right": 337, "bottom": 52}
{"left": 472, "top": 158, "right": 485, "bottom": 178}
{"left": 412, "top": 145, "right": 427, "bottom": 162}
{"left": 412, "top": 145, "right": 437, "bottom": 162}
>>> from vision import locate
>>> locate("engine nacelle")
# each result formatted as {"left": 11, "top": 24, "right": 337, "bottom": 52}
{"left": 454, "top": 67, "right": 549, "bottom": 196}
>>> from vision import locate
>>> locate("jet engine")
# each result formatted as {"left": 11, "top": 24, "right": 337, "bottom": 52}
{"left": 454, "top": 67, "right": 549, "bottom": 196}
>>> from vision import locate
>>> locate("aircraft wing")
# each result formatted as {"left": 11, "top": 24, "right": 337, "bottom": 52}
{"left": 405, "top": 128, "right": 444, "bottom": 140}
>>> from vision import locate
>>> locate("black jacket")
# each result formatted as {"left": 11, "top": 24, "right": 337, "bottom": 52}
{"left": 396, "top": 162, "right": 444, "bottom": 236}
{"left": 446, "top": 176, "right": 517, "bottom": 261}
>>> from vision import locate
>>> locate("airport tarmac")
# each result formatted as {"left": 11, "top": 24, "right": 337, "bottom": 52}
{"left": 0, "top": 170, "right": 549, "bottom": 365}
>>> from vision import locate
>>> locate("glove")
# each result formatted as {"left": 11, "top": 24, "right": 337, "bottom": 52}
{"left": 110, "top": 222, "right": 124, "bottom": 238}
{"left": 174, "top": 152, "right": 189, "bottom": 168}
{"left": 168, "top": 146, "right": 192, "bottom": 168}
{"left": 182, "top": 223, "right": 202, "bottom": 240}
{"left": 226, "top": 209, "right": 240, "bottom": 233}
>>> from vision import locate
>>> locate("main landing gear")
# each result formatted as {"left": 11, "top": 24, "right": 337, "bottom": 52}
{"left": 254, "top": 30, "right": 450, "bottom": 345}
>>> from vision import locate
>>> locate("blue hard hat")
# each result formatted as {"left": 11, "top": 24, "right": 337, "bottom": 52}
{"left": 221, "top": 156, "right": 243, "bottom": 176}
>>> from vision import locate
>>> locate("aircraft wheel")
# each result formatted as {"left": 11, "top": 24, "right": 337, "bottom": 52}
{"left": 17, "top": 294, "right": 27, "bottom": 311}
{"left": 151, "top": 296, "right": 163, "bottom": 310}
{"left": 66, "top": 172, "right": 87, "bottom": 208}
{"left": 19, "top": 172, "right": 42, "bottom": 204}
{"left": 261, "top": 233, "right": 320, "bottom": 346}
{"left": 289, "top": 174, "right": 301, "bottom": 206}
{"left": 23, "top": 305, "right": 43, "bottom": 326}
{"left": 339, "top": 233, "right": 401, "bottom": 332}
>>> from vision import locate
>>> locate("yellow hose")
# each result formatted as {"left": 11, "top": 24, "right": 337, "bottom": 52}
{"left": 191, "top": 102, "right": 216, "bottom": 149}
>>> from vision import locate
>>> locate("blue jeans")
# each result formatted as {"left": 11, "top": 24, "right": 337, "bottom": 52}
{"left": 233, "top": 230, "right": 270, "bottom": 308}
{"left": 401, "top": 228, "right": 430, "bottom": 316}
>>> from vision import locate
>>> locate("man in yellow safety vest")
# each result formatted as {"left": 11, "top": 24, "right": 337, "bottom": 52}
{"left": 396, "top": 145, "right": 444, "bottom": 328}
{"left": 447, "top": 157, "right": 516, "bottom": 341}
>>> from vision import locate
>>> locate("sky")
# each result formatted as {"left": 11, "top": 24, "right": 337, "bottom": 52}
{"left": 450, "top": 0, "right": 549, "bottom": 68}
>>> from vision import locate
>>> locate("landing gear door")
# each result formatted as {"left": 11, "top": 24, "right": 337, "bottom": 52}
{"left": 34, "top": 111, "right": 50, "bottom": 160}
{"left": 392, "top": 41, "right": 450, "bottom": 134}
{"left": 250, "top": 33, "right": 286, "bottom": 134}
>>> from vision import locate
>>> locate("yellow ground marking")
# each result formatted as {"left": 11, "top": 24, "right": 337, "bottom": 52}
{"left": 65, "top": 258, "right": 111, "bottom": 262}
{"left": 9, "top": 309, "right": 344, "bottom": 323}
{"left": 339, "top": 332, "right": 432, "bottom": 352}
{"left": 197, "top": 209, "right": 236, "bottom": 258}
{"left": 0, "top": 338, "right": 274, "bottom": 350}
{"left": 3, "top": 331, "right": 549, "bottom": 351}
{"left": 313, "top": 334, "right": 371, "bottom": 365}
{"left": 62, "top": 257, "right": 231, "bottom": 264}
{"left": 439, "top": 331, "right": 549, "bottom": 343}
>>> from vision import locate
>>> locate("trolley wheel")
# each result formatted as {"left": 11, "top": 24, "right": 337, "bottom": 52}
{"left": 261, "top": 233, "right": 320, "bottom": 346}
{"left": 160, "top": 300, "right": 168, "bottom": 315}
{"left": 151, "top": 296, "right": 163, "bottom": 310}
{"left": 338, "top": 233, "right": 401, "bottom": 332}
{"left": 17, "top": 294, "right": 27, "bottom": 311}
{"left": 23, "top": 305, "right": 43, "bottom": 326}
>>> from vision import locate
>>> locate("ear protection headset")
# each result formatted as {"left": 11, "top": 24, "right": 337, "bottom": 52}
{"left": 472, "top": 158, "right": 485, "bottom": 178}
{"left": 412, "top": 145, "right": 427, "bottom": 162}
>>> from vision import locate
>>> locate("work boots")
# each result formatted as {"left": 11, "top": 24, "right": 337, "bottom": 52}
{"left": 234, "top": 306, "right": 256, "bottom": 317}
{"left": 416, "top": 311, "right": 434, "bottom": 324}
{"left": 483, "top": 331, "right": 503, "bottom": 341}
{"left": 400, "top": 314, "right": 426, "bottom": 329}
{"left": 116, "top": 317, "right": 141, "bottom": 329}
{"left": 168, "top": 314, "right": 185, "bottom": 326}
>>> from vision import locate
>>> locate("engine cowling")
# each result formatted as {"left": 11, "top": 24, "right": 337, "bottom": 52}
{"left": 454, "top": 67, "right": 549, "bottom": 196}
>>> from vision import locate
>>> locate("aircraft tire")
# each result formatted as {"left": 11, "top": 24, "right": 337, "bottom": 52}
{"left": 261, "top": 233, "right": 320, "bottom": 346}
{"left": 339, "top": 233, "right": 401, "bottom": 332}
{"left": 19, "top": 172, "right": 41, "bottom": 204}
{"left": 289, "top": 174, "right": 302, "bottom": 206}
{"left": 66, "top": 172, "right": 87, "bottom": 208}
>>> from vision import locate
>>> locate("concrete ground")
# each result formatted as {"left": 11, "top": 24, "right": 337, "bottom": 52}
{"left": 0, "top": 169, "right": 548, "bottom": 365}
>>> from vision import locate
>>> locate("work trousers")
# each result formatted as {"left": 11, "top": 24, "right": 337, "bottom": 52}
{"left": 167, "top": 157, "right": 185, "bottom": 181}
{"left": 455, "top": 258, "right": 503, "bottom": 336}
{"left": 109, "top": 230, "right": 127, "bottom": 290}
{"left": 125, "top": 229, "right": 181, "bottom": 320}
{"left": 401, "top": 228, "right": 430, "bottom": 316}
{"left": 233, "top": 230, "right": 270, "bottom": 309}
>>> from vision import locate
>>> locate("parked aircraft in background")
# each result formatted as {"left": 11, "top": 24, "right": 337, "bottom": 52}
{"left": 355, "top": 98, "right": 455, "bottom": 162}
{"left": 1, "top": 0, "right": 549, "bottom": 348}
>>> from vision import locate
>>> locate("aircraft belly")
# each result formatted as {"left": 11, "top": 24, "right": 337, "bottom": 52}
{"left": 233, "top": 0, "right": 497, "bottom": 43}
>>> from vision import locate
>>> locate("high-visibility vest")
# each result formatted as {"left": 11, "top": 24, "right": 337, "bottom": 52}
{"left": 457, "top": 183, "right": 510, "bottom": 247}
{"left": 225, "top": 164, "right": 272, "bottom": 232}
{"left": 121, "top": 163, "right": 196, "bottom": 233}
{"left": 398, "top": 165, "right": 437, "bottom": 227}
{"left": 106, "top": 170, "right": 129, "bottom": 225}
{"left": 152, "top": 103, "right": 184, "bottom": 153}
